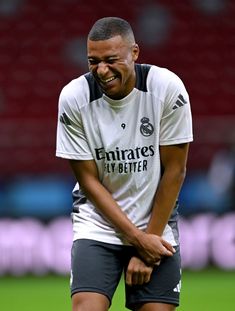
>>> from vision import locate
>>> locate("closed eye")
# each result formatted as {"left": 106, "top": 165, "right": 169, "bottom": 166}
{"left": 107, "top": 59, "right": 117, "bottom": 64}
{"left": 88, "top": 58, "right": 119, "bottom": 66}
{"left": 88, "top": 59, "right": 99, "bottom": 65}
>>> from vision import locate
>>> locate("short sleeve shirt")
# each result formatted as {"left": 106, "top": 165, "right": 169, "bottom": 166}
{"left": 56, "top": 64, "right": 193, "bottom": 245}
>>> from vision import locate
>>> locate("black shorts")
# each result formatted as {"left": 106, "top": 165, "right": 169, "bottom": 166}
{"left": 70, "top": 239, "right": 181, "bottom": 310}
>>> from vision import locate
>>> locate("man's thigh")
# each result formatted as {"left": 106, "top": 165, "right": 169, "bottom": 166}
{"left": 125, "top": 246, "right": 181, "bottom": 310}
{"left": 70, "top": 239, "right": 124, "bottom": 304}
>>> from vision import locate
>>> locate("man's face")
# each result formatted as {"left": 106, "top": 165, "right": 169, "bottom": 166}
{"left": 87, "top": 35, "right": 139, "bottom": 100}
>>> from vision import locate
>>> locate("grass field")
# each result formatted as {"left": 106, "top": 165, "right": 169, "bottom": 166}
{"left": 1, "top": 268, "right": 234, "bottom": 310}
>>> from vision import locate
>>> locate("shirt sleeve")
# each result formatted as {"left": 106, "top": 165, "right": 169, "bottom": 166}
{"left": 159, "top": 72, "right": 193, "bottom": 145}
{"left": 56, "top": 80, "right": 94, "bottom": 160}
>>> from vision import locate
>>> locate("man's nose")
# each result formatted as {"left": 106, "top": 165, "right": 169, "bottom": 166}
{"left": 97, "top": 61, "right": 109, "bottom": 76}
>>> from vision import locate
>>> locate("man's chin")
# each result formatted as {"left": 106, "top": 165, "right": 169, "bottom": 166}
{"left": 104, "top": 91, "right": 124, "bottom": 100}
{"left": 102, "top": 85, "right": 120, "bottom": 98}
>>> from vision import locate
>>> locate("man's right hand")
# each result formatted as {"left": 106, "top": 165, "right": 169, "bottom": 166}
{"left": 133, "top": 232, "right": 175, "bottom": 266}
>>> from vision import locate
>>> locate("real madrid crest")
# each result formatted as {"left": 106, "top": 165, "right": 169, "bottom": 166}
{"left": 140, "top": 117, "right": 154, "bottom": 137}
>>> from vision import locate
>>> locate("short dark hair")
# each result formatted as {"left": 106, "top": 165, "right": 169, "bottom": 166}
{"left": 88, "top": 17, "right": 135, "bottom": 43}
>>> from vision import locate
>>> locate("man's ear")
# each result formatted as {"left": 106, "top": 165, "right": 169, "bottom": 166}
{"left": 132, "top": 43, "right": 140, "bottom": 61}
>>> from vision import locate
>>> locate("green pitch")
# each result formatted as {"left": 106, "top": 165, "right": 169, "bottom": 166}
{"left": 0, "top": 268, "right": 234, "bottom": 310}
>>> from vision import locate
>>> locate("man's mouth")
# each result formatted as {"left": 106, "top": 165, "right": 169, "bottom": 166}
{"left": 99, "top": 76, "right": 117, "bottom": 84}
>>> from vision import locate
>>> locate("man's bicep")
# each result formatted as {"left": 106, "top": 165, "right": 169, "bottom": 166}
{"left": 69, "top": 159, "right": 99, "bottom": 186}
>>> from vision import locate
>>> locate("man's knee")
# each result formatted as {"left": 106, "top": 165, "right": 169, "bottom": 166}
{"left": 72, "top": 292, "right": 110, "bottom": 311}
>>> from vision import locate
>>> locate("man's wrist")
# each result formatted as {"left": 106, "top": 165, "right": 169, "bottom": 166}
{"left": 124, "top": 227, "right": 145, "bottom": 247}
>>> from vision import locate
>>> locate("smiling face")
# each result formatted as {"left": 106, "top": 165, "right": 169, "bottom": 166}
{"left": 87, "top": 35, "right": 139, "bottom": 100}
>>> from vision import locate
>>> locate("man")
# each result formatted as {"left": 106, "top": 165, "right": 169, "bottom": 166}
{"left": 56, "top": 17, "right": 193, "bottom": 311}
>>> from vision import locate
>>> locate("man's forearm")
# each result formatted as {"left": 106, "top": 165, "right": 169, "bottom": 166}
{"left": 81, "top": 176, "right": 143, "bottom": 244}
{"left": 70, "top": 159, "right": 142, "bottom": 244}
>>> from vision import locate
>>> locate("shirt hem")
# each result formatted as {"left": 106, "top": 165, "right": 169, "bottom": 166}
{"left": 56, "top": 151, "right": 93, "bottom": 160}
{"left": 73, "top": 233, "right": 178, "bottom": 247}
{"left": 160, "top": 137, "right": 193, "bottom": 145}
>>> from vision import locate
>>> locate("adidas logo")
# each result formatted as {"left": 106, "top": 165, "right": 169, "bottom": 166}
{"left": 173, "top": 280, "right": 181, "bottom": 293}
{"left": 172, "top": 94, "right": 187, "bottom": 110}
{"left": 60, "top": 112, "right": 72, "bottom": 125}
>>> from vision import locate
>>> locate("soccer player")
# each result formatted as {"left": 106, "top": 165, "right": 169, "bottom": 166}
{"left": 56, "top": 17, "right": 193, "bottom": 311}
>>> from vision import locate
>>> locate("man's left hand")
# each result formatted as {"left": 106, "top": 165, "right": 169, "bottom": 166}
{"left": 125, "top": 256, "right": 157, "bottom": 286}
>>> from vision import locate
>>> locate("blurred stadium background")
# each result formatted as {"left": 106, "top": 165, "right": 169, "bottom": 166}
{"left": 0, "top": 0, "right": 235, "bottom": 310}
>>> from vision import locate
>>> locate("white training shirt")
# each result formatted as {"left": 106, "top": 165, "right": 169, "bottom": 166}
{"left": 56, "top": 64, "right": 193, "bottom": 245}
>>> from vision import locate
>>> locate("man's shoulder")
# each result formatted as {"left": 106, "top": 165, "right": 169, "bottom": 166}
{"left": 145, "top": 64, "right": 185, "bottom": 94}
{"left": 61, "top": 74, "right": 88, "bottom": 97}
{"left": 61, "top": 72, "right": 103, "bottom": 104}
{"left": 59, "top": 73, "right": 97, "bottom": 109}
{"left": 147, "top": 65, "right": 179, "bottom": 82}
